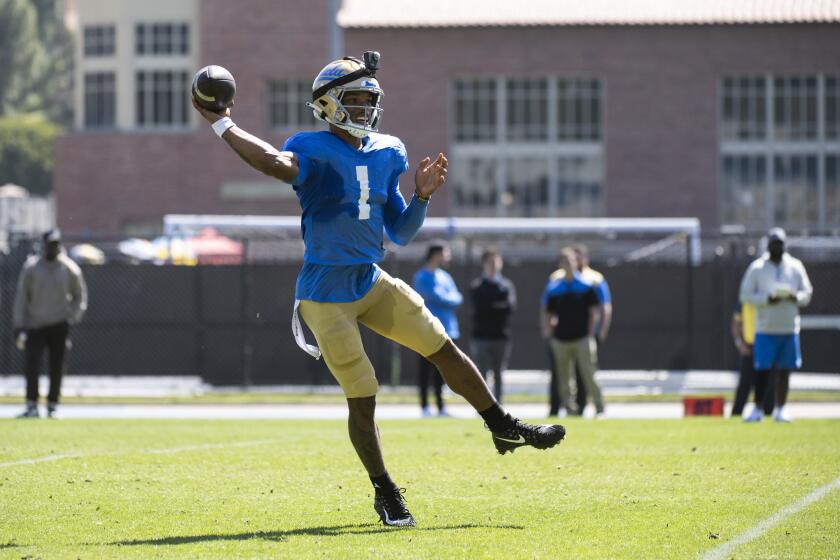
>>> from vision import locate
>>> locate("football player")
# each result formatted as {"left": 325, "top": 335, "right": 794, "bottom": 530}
{"left": 192, "top": 51, "right": 566, "bottom": 527}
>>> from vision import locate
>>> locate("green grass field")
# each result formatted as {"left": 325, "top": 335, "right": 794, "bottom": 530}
{"left": 1, "top": 418, "right": 838, "bottom": 559}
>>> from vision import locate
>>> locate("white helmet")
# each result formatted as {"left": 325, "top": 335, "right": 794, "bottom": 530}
{"left": 307, "top": 51, "right": 384, "bottom": 138}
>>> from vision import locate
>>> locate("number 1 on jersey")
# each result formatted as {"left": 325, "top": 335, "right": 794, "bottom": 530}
{"left": 356, "top": 166, "right": 371, "bottom": 220}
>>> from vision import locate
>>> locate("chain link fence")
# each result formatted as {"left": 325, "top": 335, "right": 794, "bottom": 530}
{"left": 1, "top": 231, "right": 838, "bottom": 387}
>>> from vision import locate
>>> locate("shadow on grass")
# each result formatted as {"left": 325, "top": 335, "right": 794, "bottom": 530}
{"left": 108, "top": 522, "right": 524, "bottom": 546}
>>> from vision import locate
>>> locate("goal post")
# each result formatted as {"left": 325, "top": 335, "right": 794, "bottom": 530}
{"left": 163, "top": 214, "right": 702, "bottom": 265}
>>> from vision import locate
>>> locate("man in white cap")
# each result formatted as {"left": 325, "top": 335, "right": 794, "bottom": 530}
{"left": 738, "top": 228, "right": 812, "bottom": 422}
{"left": 13, "top": 229, "right": 88, "bottom": 418}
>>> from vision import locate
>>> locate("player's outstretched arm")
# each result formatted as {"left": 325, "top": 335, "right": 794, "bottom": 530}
{"left": 192, "top": 98, "right": 299, "bottom": 183}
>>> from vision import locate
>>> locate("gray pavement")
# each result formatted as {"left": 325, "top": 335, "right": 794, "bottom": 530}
{"left": 2, "top": 370, "right": 838, "bottom": 420}
{"left": 2, "top": 370, "right": 839, "bottom": 398}
{"left": 2, "top": 402, "right": 840, "bottom": 420}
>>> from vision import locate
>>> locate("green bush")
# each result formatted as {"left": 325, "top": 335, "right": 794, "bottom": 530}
{"left": 0, "top": 113, "right": 59, "bottom": 195}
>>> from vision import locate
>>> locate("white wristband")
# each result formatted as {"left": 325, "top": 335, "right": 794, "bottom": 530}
{"left": 211, "top": 117, "right": 235, "bottom": 138}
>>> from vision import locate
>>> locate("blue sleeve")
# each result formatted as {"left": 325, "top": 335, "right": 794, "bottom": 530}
{"left": 596, "top": 279, "right": 612, "bottom": 305}
{"left": 383, "top": 142, "right": 422, "bottom": 245}
{"left": 282, "top": 134, "right": 317, "bottom": 188}
{"left": 385, "top": 195, "right": 427, "bottom": 246}
{"left": 440, "top": 273, "right": 463, "bottom": 308}
{"left": 412, "top": 270, "right": 425, "bottom": 292}
{"left": 414, "top": 270, "right": 462, "bottom": 309}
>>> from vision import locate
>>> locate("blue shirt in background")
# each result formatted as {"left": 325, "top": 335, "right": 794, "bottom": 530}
{"left": 550, "top": 266, "right": 611, "bottom": 333}
{"left": 283, "top": 131, "right": 427, "bottom": 302}
{"left": 542, "top": 273, "right": 599, "bottom": 341}
{"left": 413, "top": 267, "right": 463, "bottom": 339}
{"left": 594, "top": 278, "right": 611, "bottom": 305}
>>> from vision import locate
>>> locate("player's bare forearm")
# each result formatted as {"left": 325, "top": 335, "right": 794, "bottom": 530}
{"left": 599, "top": 304, "right": 613, "bottom": 340}
{"left": 221, "top": 127, "right": 298, "bottom": 183}
{"left": 540, "top": 311, "right": 554, "bottom": 340}
{"left": 731, "top": 315, "right": 742, "bottom": 341}
{"left": 191, "top": 96, "right": 298, "bottom": 183}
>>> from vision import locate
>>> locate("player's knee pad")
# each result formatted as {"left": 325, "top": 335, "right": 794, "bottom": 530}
{"left": 319, "top": 323, "right": 363, "bottom": 364}
{"left": 345, "top": 376, "right": 379, "bottom": 399}
{"left": 324, "top": 342, "right": 377, "bottom": 398}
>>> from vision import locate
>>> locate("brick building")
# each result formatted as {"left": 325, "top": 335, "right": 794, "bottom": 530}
{"left": 56, "top": 0, "right": 840, "bottom": 235}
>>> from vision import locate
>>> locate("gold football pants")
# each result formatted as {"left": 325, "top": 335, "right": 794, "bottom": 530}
{"left": 299, "top": 269, "right": 449, "bottom": 398}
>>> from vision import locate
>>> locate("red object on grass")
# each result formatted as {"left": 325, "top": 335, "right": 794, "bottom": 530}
{"left": 683, "top": 396, "right": 725, "bottom": 416}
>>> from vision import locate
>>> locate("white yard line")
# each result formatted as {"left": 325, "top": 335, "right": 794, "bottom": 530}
{"left": 702, "top": 475, "right": 840, "bottom": 560}
{"left": 0, "top": 453, "right": 86, "bottom": 468}
{"left": 144, "top": 439, "right": 276, "bottom": 455}
{"left": 0, "top": 439, "right": 276, "bottom": 469}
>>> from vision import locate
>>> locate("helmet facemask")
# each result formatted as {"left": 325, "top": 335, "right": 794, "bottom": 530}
{"left": 334, "top": 88, "right": 384, "bottom": 137}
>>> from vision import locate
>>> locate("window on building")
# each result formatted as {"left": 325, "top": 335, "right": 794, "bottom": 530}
{"left": 556, "top": 155, "right": 603, "bottom": 217}
{"left": 827, "top": 155, "right": 840, "bottom": 226}
{"left": 268, "top": 80, "right": 318, "bottom": 129}
{"left": 506, "top": 78, "right": 548, "bottom": 142}
{"left": 773, "top": 154, "right": 819, "bottom": 228}
{"left": 136, "top": 70, "right": 189, "bottom": 127}
{"left": 504, "top": 158, "right": 550, "bottom": 216}
{"left": 451, "top": 157, "right": 498, "bottom": 216}
{"left": 84, "top": 72, "right": 115, "bottom": 129}
{"left": 721, "top": 77, "right": 766, "bottom": 140}
{"left": 557, "top": 78, "right": 601, "bottom": 141}
{"left": 84, "top": 25, "right": 116, "bottom": 56}
{"left": 451, "top": 76, "right": 604, "bottom": 217}
{"left": 135, "top": 23, "right": 189, "bottom": 55}
{"left": 454, "top": 79, "right": 497, "bottom": 142}
{"left": 773, "top": 76, "right": 818, "bottom": 141}
{"left": 826, "top": 76, "right": 839, "bottom": 140}
{"left": 721, "top": 155, "right": 767, "bottom": 227}
{"left": 720, "top": 74, "right": 840, "bottom": 232}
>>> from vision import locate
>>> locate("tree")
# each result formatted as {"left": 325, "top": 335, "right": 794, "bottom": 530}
{"left": 28, "top": 0, "right": 75, "bottom": 126}
{"left": 0, "top": 0, "right": 74, "bottom": 194}
{"left": 0, "top": 0, "right": 46, "bottom": 116}
{"left": 0, "top": 113, "right": 59, "bottom": 195}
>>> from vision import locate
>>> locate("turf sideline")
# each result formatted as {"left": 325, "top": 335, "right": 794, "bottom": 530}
{"left": 702, "top": 474, "right": 840, "bottom": 560}
{"left": 0, "top": 439, "right": 277, "bottom": 469}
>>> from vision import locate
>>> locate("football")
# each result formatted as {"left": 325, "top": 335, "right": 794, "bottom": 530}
{"left": 192, "top": 65, "right": 236, "bottom": 112}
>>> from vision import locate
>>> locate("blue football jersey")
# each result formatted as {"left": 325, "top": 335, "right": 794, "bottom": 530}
{"left": 283, "top": 131, "right": 410, "bottom": 265}
{"left": 283, "top": 131, "right": 421, "bottom": 303}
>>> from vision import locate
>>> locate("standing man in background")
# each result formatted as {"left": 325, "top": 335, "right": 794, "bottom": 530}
{"left": 13, "top": 229, "right": 88, "bottom": 418}
{"left": 730, "top": 302, "right": 773, "bottom": 417}
{"left": 739, "top": 228, "right": 812, "bottom": 423}
{"left": 470, "top": 249, "right": 517, "bottom": 403}
{"left": 547, "top": 244, "right": 612, "bottom": 416}
{"left": 542, "top": 248, "right": 604, "bottom": 418}
{"left": 413, "top": 242, "right": 463, "bottom": 417}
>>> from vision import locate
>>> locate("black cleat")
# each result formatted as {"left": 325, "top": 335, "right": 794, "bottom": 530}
{"left": 491, "top": 419, "right": 566, "bottom": 455}
{"left": 373, "top": 487, "right": 416, "bottom": 527}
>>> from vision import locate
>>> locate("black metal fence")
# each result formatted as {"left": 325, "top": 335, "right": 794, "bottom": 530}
{"left": 1, "top": 237, "right": 838, "bottom": 385}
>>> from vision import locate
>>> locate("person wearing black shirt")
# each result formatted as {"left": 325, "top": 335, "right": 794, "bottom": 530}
{"left": 541, "top": 248, "right": 604, "bottom": 418}
{"left": 470, "top": 249, "right": 517, "bottom": 403}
